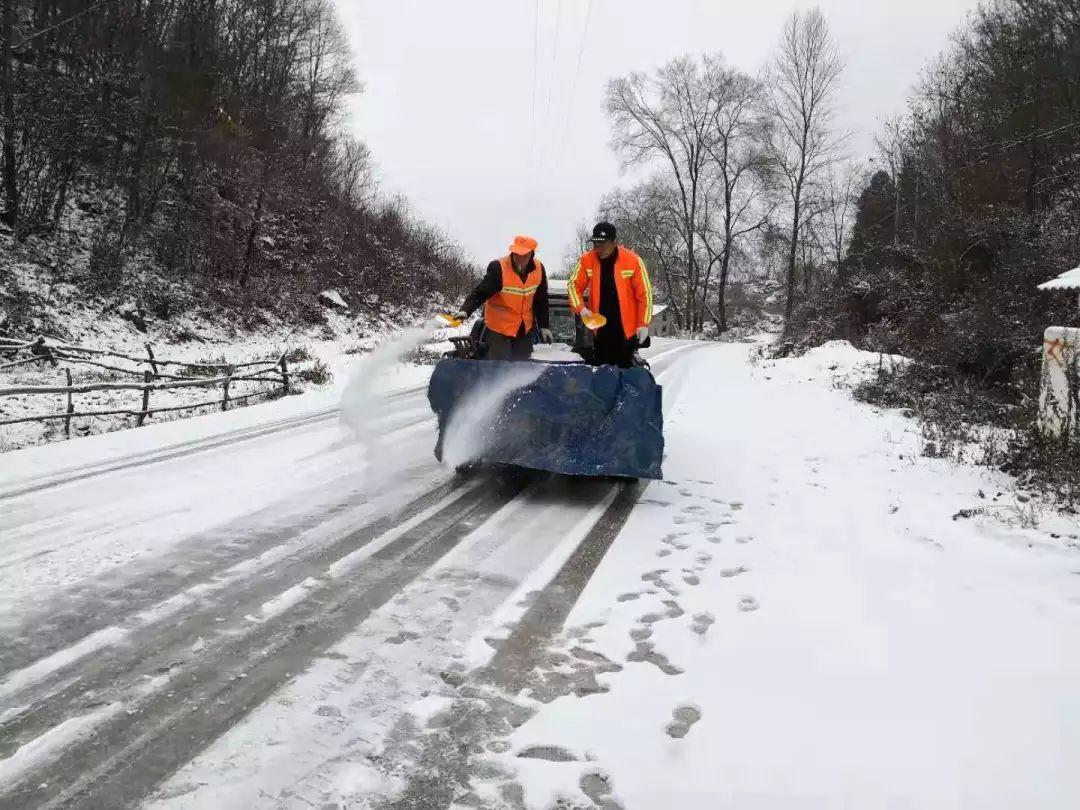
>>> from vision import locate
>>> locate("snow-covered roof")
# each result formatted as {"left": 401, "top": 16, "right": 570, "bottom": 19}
{"left": 1038, "top": 266, "right": 1080, "bottom": 291}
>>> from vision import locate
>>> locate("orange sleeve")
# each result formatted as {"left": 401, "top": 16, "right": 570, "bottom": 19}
{"left": 632, "top": 254, "right": 653, "bottom": 327}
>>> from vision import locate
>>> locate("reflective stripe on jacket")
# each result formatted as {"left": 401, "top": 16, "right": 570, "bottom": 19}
{"left": 484, "top": 255, "right": 545, "bottom": 338}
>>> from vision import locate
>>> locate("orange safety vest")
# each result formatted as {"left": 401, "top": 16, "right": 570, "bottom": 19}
{"left": 567, "top": 246, "right": 653, "bottom": 339}
{"left": 484, "top": 256, "right": 544, "bottom": 338}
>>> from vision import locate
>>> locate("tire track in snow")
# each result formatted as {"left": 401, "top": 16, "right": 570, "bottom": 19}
{"left": 0, "top": 454, "right": 442, "bottom": 678}
{"left": 0, "top": 405, "right": 427, "bottom": 550}
{"left": 0, "top": 384, "right": 428, "bottom": 502}
{"left": 147, "top": 477, "right": 623, "bottom": 809}
{"left": 366, "top": 348, "right": 703, "bottom": 809}
{"left": 1, "top": 472, "right": 534, "bottom": 808}
{"left": 475, "top": 343, "right": 697, "bottom": 690}
{"left": 2, "top": 343, "right": 695, "bottom": 806}
{"left": 0, "top": 471, "right": 477, "bottom": 745}
{"left": 478, "top": 479, "right": 648, "bottom": 691}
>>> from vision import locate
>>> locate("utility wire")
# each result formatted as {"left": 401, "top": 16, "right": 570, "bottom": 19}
{"left": 555, "top": 0, "right": 593, "bottom": 169}
{"left": 541, "top": 0, "right": 563, "bottom": 171}
{"left": 528, "top": 0, "right": 541, "bottom": 174}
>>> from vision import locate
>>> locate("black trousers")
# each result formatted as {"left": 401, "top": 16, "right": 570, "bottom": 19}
{"left": 591, "top": 332, "right": 635, "bottom": 368}
{"left": 487, "top": 330, "right": 533, "bottom": 361}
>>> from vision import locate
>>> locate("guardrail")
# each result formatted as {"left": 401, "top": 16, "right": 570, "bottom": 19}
{"left": 0, "top": 334, "right": 292, "bottom": 438}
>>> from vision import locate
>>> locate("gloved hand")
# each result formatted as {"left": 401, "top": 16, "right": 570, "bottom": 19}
{"left": 452, "top": 309, "right": 468, "bottom": 321}
{"left": 540, "top": 328, "right": 553, "bottom": 344}
{"left": 635, "top": 326, "right": 650, "bottom": 343}
{"left": 579, "top": 308, "right": 593, "bottom": 320}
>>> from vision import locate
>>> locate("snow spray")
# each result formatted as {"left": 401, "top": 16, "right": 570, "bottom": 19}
{"left": 340, "top": 319, "right": 439, "bottom": 441}
{"left": 440, "top": 362, "right": 546, "bottom": 469}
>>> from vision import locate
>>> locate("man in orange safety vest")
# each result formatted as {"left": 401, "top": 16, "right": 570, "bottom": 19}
{"left": 453, "top": 235, "right": 551, "bottom": 361}
{"left": 568, "top": 222, "right": 653, "bottom": 368}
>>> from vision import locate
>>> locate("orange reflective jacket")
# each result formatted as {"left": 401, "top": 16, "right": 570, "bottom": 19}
{"left": 484, "top": 255, "right": 545, "bottom": 338}
{"left": 567, "top": 246, "right": 653, "bottom": 339}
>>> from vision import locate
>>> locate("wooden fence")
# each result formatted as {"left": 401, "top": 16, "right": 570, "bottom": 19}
{"left": 0, "top": 334, "right": 292, "bottom": 438}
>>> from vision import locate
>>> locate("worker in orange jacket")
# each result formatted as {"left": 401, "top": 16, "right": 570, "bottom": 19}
{"left": 568, "top": 222, "right": 653, "bottom": 368}
{"left": 453, "top": 235, "right": 551, "bottom": 361}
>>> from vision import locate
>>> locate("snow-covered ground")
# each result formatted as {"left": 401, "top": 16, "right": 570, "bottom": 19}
{"left": 0, "top": 308, "right": 465, "bottom": 452}
{"left": 2, "top": 338, "right": 1079, "bottom": 809}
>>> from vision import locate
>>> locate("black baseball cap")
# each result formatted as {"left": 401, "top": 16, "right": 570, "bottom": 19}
{"left": 591, "top": 222, "right": 617, "bottom": 243}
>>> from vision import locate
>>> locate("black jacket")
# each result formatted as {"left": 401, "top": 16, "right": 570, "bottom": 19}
{"left": 462, "top": 258, "right": 549, "bottom": 329}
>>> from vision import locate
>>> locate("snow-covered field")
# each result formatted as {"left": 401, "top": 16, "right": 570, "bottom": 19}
{"left": 2, "top": 338, "right": 1079, "bottom": 809}
{"left": 0, "top": 308, "right": 464, "bottom": 452}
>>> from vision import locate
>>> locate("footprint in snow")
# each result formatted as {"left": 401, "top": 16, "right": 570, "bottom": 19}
{"left": 663, "top": 600, "right": 685, "bottom": 618}
{"left": 736, "top": 535, "right": 754, "bottom": 544}
{"left": 691, "top": 612, "right": 715, "bottom": 636}
{"left": 719, "top": 566, "right": 749, "bottom": 578}
{"left": 580, "top": 772, "right": 618, "bottom": 808}
{"left": 617, "top": 592, "right": 642, "bottom": 602}
{"left": 657, "top": 549, "right": 673, "bottom": 558}
{"left": 666, "top": 704, "right": 703, "bottom": 738}
{"left": 738, "top": 596, "right": 760, "bottom": 613}
{"left": 705, "top": 520, "right": 735, "bottom": 532}
{"left": 386, "top": 630, "right": 422, "bottom": 645}
{"left": 627, "top": 641, "right": 684, "bottom": 676}
{"left": 682, "top": 574, "right": 700, "bottom": 586}
{"left": 681, "top": 504, "right": 706, "bottom": 515}
{"left": 517, "top": 745, "right": 578, "bottom": 762}
{"left": 630, "top": 625, "right": 653, "bottom": 642}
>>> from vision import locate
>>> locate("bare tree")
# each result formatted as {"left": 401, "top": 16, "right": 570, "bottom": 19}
{"left": 766, "top": 8, "right": 845, "bottom": 331}
{"left": 559, "top": 223, "right": 593, "bottom": 279}
{"left": 874, "top": 116, "right": 908, "bottom": 249}
{"left": 330, "top": 136, "right": 377, "bottom": 207}
{"left": 820, "top": 162, "right": 860, "bottom": 287}
{"left": 698, "top": 68, "right": 776, "bottom": 331}
{"left": 606, "top": 55, "right": 737, "bottom": 331}
{"left": 1, "top": 0, "right": 15, "bottom": 230}
{"left": 599, "top": 177, "right": 690, "bottom": 329}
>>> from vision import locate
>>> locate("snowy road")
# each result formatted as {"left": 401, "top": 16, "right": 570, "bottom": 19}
{"left": 3, "top": 340, "right": 1080, "bottom": 809}
{"left": 0, "top": 343, "right": 691, "bottom": 808}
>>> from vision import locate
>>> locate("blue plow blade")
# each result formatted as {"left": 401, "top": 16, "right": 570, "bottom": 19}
{"left": 427, "top": 358, "right": 664, "bottom": 480}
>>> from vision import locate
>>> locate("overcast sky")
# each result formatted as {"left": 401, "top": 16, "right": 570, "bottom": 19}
{"left": 332, "top": 0, "right": 982, "bottom": 271}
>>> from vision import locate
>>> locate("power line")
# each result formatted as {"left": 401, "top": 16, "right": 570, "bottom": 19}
{"left": 528, "top": 0, "right": 541, "bottom": 173}
{"left": 542, "top": 0, "right": 563, "bottom": 162}
{"left": 555, "top": 0, "right": 593, "bottom": 169}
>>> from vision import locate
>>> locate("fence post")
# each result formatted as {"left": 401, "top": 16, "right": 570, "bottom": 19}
{"left": 138, "top": 370, "right": 152, "bottom": 426}
{"left": 64, "top": 368, "right": 74, "bottom": 439}
{"left": 279, "top": 354, "right": 290, "bottom": 395}
{"left": 145, "top": 343, "right": 159, "bottom": 377}
{"left": 222, "top": 365, "right": 234, "bottom": 411}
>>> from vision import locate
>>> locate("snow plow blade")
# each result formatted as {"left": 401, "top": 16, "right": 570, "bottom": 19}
{"left": 428, "top": 358, "right": 664, "bottom": 480}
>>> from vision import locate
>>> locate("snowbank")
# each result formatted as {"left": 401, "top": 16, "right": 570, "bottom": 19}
{"left": 755, "top": 339, "right": 908, "bottom": 388}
